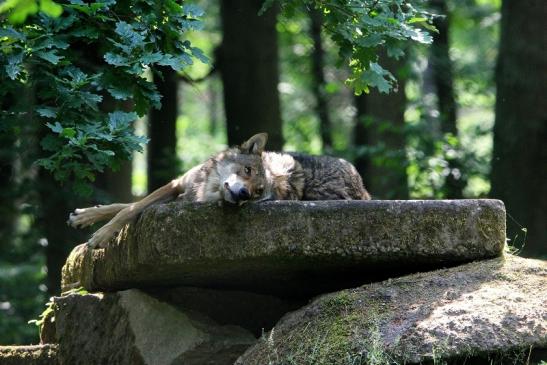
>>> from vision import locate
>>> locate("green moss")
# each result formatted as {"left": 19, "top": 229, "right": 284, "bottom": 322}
{"left": 261, "top": 293, "right": 397, "bottom": 365}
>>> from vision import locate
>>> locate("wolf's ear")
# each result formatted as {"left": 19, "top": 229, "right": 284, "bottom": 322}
{"left": 240, "top": 133, "right": 268, "bottom": 155}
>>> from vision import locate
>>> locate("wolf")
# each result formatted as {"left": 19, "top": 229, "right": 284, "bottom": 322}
{"left": 68, "top": 133, "right": 370, "bottom": 248}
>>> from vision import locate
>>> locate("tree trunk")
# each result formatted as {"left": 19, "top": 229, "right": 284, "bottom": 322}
{"left": 36, "top": 123, "right": 89, "bottom": 296}
{"left": 354, "top": 56, "right": 409, "bottom": 199}
{"left": 209, "top": 76, "right": 220, "bottom": 137}
{"left": 0, "top": 95, "right": 16, "bottom": 246}
{"left": 147, "top": 66, "right": 180, "bottom": 193}
{"left": 95, "top": 99, "right": 134, "bottom": 202}
{"left": 354, "top": 93, "right": 371, "bottom": 189}
{"left": 219, "top": 0, "right": 283, "bottom": 150}
{"left": 309, "top": 8, "right": 333, "bottom": 153}
{"left": 490, "top": 0, "right": 547, "bottom": 257}
{"left": 38, "top": 172, "right": 88, "bottom": 295}
{"left": 430, "top": 0, "right": 465, "bottom": 199}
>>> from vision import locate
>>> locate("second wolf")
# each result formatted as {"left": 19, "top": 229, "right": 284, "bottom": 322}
{"left": 69, "top": 133, "right": 370, "bottom": 248}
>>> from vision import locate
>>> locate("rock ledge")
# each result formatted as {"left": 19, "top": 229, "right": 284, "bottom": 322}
{"left": 62, "top": 199, "right": 506, "bottom": 297}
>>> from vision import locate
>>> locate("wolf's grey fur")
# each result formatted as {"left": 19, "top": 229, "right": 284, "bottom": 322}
{"left": 260, "top": 152, "right": 370, "bottom": 201}
{"left": 289, "top": 152, "right": 370, "bottom": 200}
{"left": 69, "top": 133, "right": 370, "bottom": 248}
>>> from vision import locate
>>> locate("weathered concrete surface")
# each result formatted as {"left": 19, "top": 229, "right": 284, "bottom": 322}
{"left": 237, "top": 255, "right": 547, "bottom": 365}
{"left": 52, "top": 289, "right": 255, "bottom": 365}
{"left": 62, "top": 200, "right": 505, "bottom": 297}
{"left": 0, "top": 344, "right": 58, "bottom": 365}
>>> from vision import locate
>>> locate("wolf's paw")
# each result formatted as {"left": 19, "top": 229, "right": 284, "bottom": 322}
{"left": 87, "top": 224, "right": 119, "bottom": 249}
{"left": 67, "top": 206, "right": 102, "bottom": 228}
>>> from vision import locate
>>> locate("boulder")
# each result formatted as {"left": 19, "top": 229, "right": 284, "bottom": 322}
{"left": 237, "top": 255, "right": 547, "bottom": 364}
{"left": 0, "top": 344, "right": 58, "bottom": 365}
{"left": 51, "top": 289, "right": 255, "bottom": 365}
{"left": 62, "top": 200, "right": 505, "bottom": 297}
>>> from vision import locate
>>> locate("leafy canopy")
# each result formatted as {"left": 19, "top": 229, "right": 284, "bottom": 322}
{"left": 0, "top": 0, "right": 207, "bottom": 195}
{"left": 1, "top": 0, "right": 433, "bottom": 193}
{"left": 265, "top": 0, "right": 434, "bottom": 94}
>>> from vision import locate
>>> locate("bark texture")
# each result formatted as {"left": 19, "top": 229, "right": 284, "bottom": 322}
{"left": 237, "top": 255, "right": 547, "bottom": 364}
{"left": 0, "top": 130, "right": 16, "bottom": 246}
{"left": 148, "top": 66, "right": 180, "bottom": 192}
{"left": 62, "top": 200, "right": 505, "bottom": 297}
{"left": 490, "top": 0, "right": 547, "bottom": 256}
{"left": 219, "top": 0, "right": 283, "bottom": 150}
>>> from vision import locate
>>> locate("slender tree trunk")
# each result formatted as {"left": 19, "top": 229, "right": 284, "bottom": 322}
{"left": 147, "top": 66, "right": 179, "bottom": 192}
{"left": 490, "top": 0, "right": 547, "bottom": 257}
{"left": 209, "top": 76, "right": 219, "bottom": 137}
{"left": 430, "top": 0, "right": 465, "bottom": 198}
{"left": 0, "top": 136, "right": 16, "bottom": 244}
{"left": 309, "top": 8, "right": 333, "bottom": 152}
{"left": 354, "top": 94, "right": 371, "bottom": 187}
{"left": 0, "top": 95, "right": 16, "bottom": 245}
{"left": 219, "top": 0, "right": 283, "bottom": 150}
{"left": 94, "top": 160, "right": 132, "bottom": 203}
{"left": 354, "top": 55, "right": 409, "bottom": 199}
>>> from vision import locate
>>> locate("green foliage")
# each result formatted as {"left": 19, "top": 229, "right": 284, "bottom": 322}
{"left": 352, "top": 111, "right": 491, "bottom": 199}
{"left": 27, "top": 296, "right": 55, "bottom": 329}
{"left": 27, "top": 286, "right": 88, "bottom": 339}
{"left": 270, "top": 0, "right": 435, "bottom": 94}
{"left": 1, "top": 0, "right": 207, "bottom": 195}
{"left": 0, "top": 0, "right": 63, "bottom": 24}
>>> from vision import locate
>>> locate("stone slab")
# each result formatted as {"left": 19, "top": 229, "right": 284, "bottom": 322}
{"left": 62, "top": 200, "right": 506, "bottom": 297}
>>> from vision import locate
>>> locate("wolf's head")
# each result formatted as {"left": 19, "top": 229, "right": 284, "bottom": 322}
{"left": 215, "top": 133, "right": 268, "bottom": 205}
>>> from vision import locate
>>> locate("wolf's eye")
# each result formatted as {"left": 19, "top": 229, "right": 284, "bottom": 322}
{"left": 244, "top": 166, "right": 252, "bottom": 175}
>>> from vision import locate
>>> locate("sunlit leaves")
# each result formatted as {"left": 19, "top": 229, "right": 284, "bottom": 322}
{"left": 36, "top": 50, "right": 63, "bottom": 64}
{"left": 1, "top": 0, "right": 207, "bottom": 194}
{"left": 0, "top": 0, "right": 62, "bottom": 23}
{"left": 39, "top": 0, "right": 63, "bottom": 17}
{"left": 5, "top": 51, "right": 24, "bottom": 79}
{"left": 273, "top": 0, "right": 435, "bottom": 94}
{"left": 104, "top": 52, "right": 128, "bottom": 67}
{"left": 183, "top": 3, "right": 205, "bottom": 17}
{"left": 352, "top": 62, "right": 395, "bottom": 94}
{"left": 36, "top": 107, "right": 57, "bottom": 118}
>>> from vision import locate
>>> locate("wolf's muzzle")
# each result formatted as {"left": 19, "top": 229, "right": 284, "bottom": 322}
{"left": 224, "top": 183, "right": 251, "bottom": 203}
{"left": 229, "top": 186, "right": 250, "bottom": 202}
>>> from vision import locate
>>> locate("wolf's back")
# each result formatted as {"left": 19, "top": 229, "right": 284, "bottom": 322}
{"left": 262, "top": 152, "right": 370, "bottom": 200}
{"left": 287, "top": 153, "right": 371, "bottom": 200}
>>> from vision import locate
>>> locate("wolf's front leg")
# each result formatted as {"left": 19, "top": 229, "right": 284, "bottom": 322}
{"left": 87, "top": 222, "right": 124, "bottom": 248}
{"left": 85, "top": 179, "right": 184, "bottom": 249}
{"left": 68, "top": 204, "right": 129, "bottom": 228}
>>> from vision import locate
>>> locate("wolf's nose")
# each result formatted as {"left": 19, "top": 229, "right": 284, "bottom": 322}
{"left": 238, "top": 187, "right": 250, "bottom": 201}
